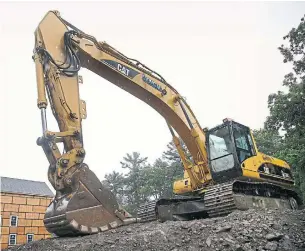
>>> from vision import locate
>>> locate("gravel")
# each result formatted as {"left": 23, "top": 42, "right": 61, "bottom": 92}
{"left": 5, "top": 208, "right": 305, "bottom": 251}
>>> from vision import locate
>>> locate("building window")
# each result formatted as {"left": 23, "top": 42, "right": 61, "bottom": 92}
{"left": 10, "top": 215, "right": 18, "bottom": 227}
{"left": 9, "top": 234, "right": 17, "bottom": 245}
{"left": 26, "top": 234, "right": 34, "bottom": 243}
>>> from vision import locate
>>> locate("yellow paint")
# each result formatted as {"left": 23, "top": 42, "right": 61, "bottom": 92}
{"left": 34, "top": 10, "right": 295, "bottom": 204}
{"left": 34, "top": 10, "right": 212, "bottom": 193}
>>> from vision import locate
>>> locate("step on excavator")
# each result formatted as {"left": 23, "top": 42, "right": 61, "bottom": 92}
{"left": 33, "top": 10, "right": 302, "bottom": 237}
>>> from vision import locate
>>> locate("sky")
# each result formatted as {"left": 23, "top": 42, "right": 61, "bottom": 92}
{"left": 1, "top": 1, "right": 304, "bottom": 193}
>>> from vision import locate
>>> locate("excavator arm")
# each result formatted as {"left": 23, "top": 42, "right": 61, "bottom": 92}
{"left": 34, "top": 10, "right": 212, "bottom": 236}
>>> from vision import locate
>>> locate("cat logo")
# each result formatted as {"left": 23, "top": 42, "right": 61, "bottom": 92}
{"left": 100, "top": 59, "right": 140, "bottom": 79}
{"left": 117, "top": 63, "right": 130, "bottom": 76}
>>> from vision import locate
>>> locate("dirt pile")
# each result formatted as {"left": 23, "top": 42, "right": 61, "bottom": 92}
{"left": 5, "top": 208, "right": 305, "bottom": 251}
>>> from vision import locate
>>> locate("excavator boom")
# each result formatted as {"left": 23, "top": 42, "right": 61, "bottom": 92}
{"left": 34, "top": 10, "right": 213, "bottom": 236}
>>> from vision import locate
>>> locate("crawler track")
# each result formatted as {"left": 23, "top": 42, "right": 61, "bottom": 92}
{"left": 204, "top": 182, "right": 236, "bottom": 218}
{"left": 137, "top": 180, "right": 301, "bottom": 222}
{"left": 137, "top": 201, "right": 158, "bottom": 222}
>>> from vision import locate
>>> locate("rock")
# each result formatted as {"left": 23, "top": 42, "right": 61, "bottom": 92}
{"left": 126, "top": 228, "right": 133, "bottom": 233}
{"left": 215, "top": 225, "right": 232, "bottom": 233}
{"left": 242, "top": 229, "right": 249, "bottom": 236}
{"left": 105, "top": 240, "right": 115, "bottom": 244}
{"left": 256, "top": 233, "right": 263, "bottom": 239}
{"left": 262, "top": 224, "right": 269, "bottom": 229}
{"left": 272, "top": 224, "right": 281, "bottom": 230}
{"left": 281, "top": 237, "right": 295, "bottom": 250}
{"left": 266, "top": 233, "right": 284, "bottom": 241}
{"left": 198, "top": 243, "right": 204, "bottom": 248}
{"left": 243, "top": 243, "right": 253, "bottom": 250}
{"left": 223, "top": 242, "right": 230, "bottom": 248}
{"left": 225, "top": 237, "right": 235, "bottom": 244}
{"left": 3, "top": 208, "right": 305, "bottom": 251}
{"left": 265, "top": 241, "right": 278, "bottom": 251}
{"left": 206, "top": 237, "right": 212, "bottom": 247}
{"left": 235, "top": 246, "right": 244, "bottom": 251}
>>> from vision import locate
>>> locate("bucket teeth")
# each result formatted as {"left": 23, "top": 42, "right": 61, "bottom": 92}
{"left": 99, "top": 225, "right": 109, "bottom": 232}
{"left": 44, "top": 165, "right": 138, "bottom": 236}
{"left": 90, "top": 227, "right": 99, "bottom": 234}
{"left": 44, "top": 194, "right": 139, "bottom": 236}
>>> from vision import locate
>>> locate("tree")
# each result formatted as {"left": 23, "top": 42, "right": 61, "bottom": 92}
{"left": 143, "top": 158, "right": 179, "bottom": 200}
{"left": 104, "top": 170, "right": 125, "bottom": 205}
{"left": 162, "top": 139, "right": 191, "bottom": 164}
{"left": 102, "top": 136, "right": 213, "bottom": 212}
{"left": 162, "top": 138, "right": 190, "bottom": 180}
{"left": 252, "top": 128, "right": 283, "bottom": 156}
{"left": 264, "top": 14, "right": 305, "bottom": 201}
{"left": 120, "top": 152, "right": 149, "bottom": 213}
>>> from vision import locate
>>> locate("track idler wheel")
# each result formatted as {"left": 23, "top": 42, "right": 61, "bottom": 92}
{"left": 289, "top": 197, "right": 299, "bottom": 210}
{"left": 44, "top": 164, "right": 138, "bottom": 237}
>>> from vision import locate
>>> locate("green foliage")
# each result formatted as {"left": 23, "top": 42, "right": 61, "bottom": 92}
{"left": 142, "top": 158, "right": 174, "bottom": 200}
{"left": 259, "top": 14, "right": 305, "bottom": 202}
{"left": 252, "top": 129, "right": 283, "bottom": 156}
{"left": 119, "top": 152, "right": 150, "bottom": 213}
{"left": 162, "top": 140, "right": 188, "bottom": 181}
{"left": 104, "top": 170, "right": 125, "bottom": 205}
{"left": 102, "top": 139, "right": 186, "bottom": 215}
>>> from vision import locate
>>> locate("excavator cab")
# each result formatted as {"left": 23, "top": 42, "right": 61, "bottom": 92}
{"left": 206, "top": 118, "right": 256, "bottom": 183}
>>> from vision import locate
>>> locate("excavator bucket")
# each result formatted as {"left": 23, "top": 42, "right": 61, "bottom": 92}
{"left": 44, "top": 164, "right": 138, "bottom": 236}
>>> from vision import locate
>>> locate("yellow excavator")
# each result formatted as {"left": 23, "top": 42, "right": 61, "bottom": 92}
{"left": 33, "top": 10, "right": 301, "bottom": 237}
